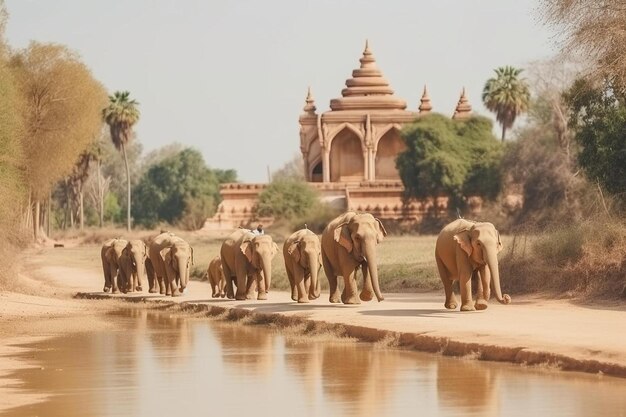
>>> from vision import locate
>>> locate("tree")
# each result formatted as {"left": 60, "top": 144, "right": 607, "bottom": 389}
{"left": 272, "top": 153, "right": 305, "bottom": 181}
{"left": 541, "top": 0, "right": 626, "bottom": 92}
{"left": 396, "top": 114, "right": 503, "bottom": 210}
{"left": 0, "top": 0, "right": 25, "bottom": 256}
{"left": 102, "top": 91, "right": 140, "bottom": 231}
{"left": 564, "top": 78, "right": 626, "bottom": 199}
{"left": 132, "top": 148, "right": 236, "bottom": 229}
{"left": 11, "top": 42, "right": 107, "bottom": 238}
{"left": 482, "top": 66, "right": 531, "bottom": 141}
{"left": 256, "top": 179, "right": 318, "bottom": 220}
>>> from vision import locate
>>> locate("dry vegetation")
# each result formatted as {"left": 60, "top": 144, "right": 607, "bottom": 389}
{"left": 502, "top": 219, "right": 626, "bottom": 299}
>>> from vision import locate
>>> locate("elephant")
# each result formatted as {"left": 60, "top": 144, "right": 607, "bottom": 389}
{"left": 320, "top": 212, "right": 387, "bottom": 304}
{"left": 283, "top": 228, "right": 322, "bottom": 303}
{"left": 220, "top": 228, "right": 279, "bottom": 300}
{"left": 163, "top": 236, "right": 194, "bottom": 296}
{"left": 100, "top": 238, "right": 128, "bottom": 293}
{"left": 147, "top": 232, "right": 192, "bottom": 297}
{"left": 119, "top": 240, "right": 147, "bottom": 293}
{"left": 206, "top": 256, "right": 226, "bottom": 298}
{"left": 435, "top": 219, "right": 511, "bottom": 311}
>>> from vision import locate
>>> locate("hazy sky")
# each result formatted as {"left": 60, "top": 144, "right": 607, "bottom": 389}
{"left": 5, "top": 0, "right": 556, "bottom": 182}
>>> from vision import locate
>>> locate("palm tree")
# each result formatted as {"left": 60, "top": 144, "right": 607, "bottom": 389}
{"left": 102, "top": 91, "right": 140, "bottom": 231}
{"left": 482, "top": 66, "right": 530, "bottom": 142}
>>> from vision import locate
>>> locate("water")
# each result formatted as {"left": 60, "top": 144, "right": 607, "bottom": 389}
{"left": 3, "top": 309, "right": 625, "bottom": 417}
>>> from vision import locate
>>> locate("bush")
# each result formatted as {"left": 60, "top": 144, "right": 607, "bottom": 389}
{"left": 256, "top": 179, "right": 318, "bottom": 220}
{"left": 501, "top": 219, "right": 626, "bottom": 298}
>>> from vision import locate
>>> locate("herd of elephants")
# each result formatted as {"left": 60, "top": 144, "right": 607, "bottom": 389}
{"left": 100, "top": 211, "right": 512, "bottom": 311}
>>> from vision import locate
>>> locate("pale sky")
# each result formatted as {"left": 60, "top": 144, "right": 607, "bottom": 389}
{"left": 5, "top": 0, "right": 556, "bottom": 182}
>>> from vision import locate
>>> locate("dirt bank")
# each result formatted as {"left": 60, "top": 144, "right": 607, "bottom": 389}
{"left": 2, "top": 244, "right": 626, "bottom": 412}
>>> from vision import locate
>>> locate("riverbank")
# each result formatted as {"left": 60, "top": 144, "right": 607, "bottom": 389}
{"left": 2, "top": 244, "right": 626, "bottom": 404}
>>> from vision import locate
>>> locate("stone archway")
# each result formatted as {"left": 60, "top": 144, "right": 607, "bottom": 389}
{"left": 330, "top": 128, "right": 364, "bottom": 182}
{"left": 310, "top": 161, "right": 323, "bottom": 182}
{"left": 375, "top": 129, "right": 405, "bottom": 180}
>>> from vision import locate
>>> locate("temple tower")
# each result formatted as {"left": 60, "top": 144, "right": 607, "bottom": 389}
{"left": 299, "top": 41, "right": 419, "bottom": 183}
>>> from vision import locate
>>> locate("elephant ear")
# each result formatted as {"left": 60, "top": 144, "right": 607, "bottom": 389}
{"left": 375, "top": 218, "right": 387, "bottom": 243}
{"left": 333, "top": 222, "right": 352, "bottom": 253}
{"left": 453, "top": 231, "right": 473, "bottom": 257}
{"left": 287, "top": 241, "right": 300, "bottom": 262}
{"left": 240, "top": 241, "right": 253, "bottom": 263}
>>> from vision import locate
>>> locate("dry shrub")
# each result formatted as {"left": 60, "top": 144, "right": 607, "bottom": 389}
{"left": 502, "top": 219, "right": 626, "bottom": 298}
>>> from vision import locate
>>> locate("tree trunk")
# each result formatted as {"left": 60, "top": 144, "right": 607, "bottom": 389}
{"left": 33, "top": 200, "right": 40, "bottom": 240}
{"left": 501, "top": 124, "right": 506, "bottom": 142}
{"left": 121, "top": 142, "right": 131, "bottom": 231}
{"left": 97, "top": 159, "right": 103, "bottom": 228}
{"left": 47, "top": 191, "right": 51, "bottom": 237}
{"left": 79, "top": 191, "right": 84, "bottom": 231}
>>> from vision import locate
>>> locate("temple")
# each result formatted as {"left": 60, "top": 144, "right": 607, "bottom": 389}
{"left": 203, "top": 41, "right": 472, "bottom": 230}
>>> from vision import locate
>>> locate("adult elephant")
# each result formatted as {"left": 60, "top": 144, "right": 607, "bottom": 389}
{"left": 435, "top": 219, "right": 511, "bottom": 311}
{"left": 321, "top": 212, "right": 387, "bottom": 304}
{"left": 283, "top": 228, "right": 322, "bottom": 303}
{"left": 101, "top": 238, "right": 128, "bottom": 293}
{"left": 163, "top": 236, "right": 193, "bottom": 295}
{"left": 220, "top": 228, "right": 278, "bottom": 300}
{"left": 147, "top": 232, "right": 192, "bottom": 297}
{"left": 119, "top": 239, "right": 147, "bottom": 293}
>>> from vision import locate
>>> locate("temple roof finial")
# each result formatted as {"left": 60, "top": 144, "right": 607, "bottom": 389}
{"left": 302, "top": 86, "right": 317, "bottom": 115}
{"left": 419, "top": 85, "right": 432, "bottom": 114}
{"left": 452, "top": 87, "right": 472, "bottom": 119}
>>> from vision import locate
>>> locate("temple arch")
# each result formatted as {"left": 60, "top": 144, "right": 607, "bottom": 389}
{"left": 374, "top": 128, "right": 405, "bottom": 180}
{"left": 310, "top": 159, "right": 323, "bottom": 182}
{"left": 330, "top": 128, "right": 365, "bottom": 182}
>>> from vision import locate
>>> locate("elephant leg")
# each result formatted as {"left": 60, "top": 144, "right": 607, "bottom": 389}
{"left": 222, "top": 262, "right": 235, "bottom": 299}
{"left": 286, "top": 262, "right": 297, "bottom": 301}
{"left": 158, "top": 274, "right": 167, "bottom": 295}
{"left": 475, "top": 266, "right": 490, "bottom": 310}
{"left": 110, "top": 264, "right": 120, "bottom": 294}
{"left": 146, "top": 260, "right": 157, "bottom": 293}
{"left": 341, "top": 266, "right": 360, "bottom": 305}
{"left": 360, "top": 263, "right": 374, "bottom": 301}
{"left": 234, "top": 261, "right": 248, "bottom": 301}
{"left": 322, "top": 253, "right": 340, "bottom": 303}
{"left": 436, "top": 254, "right": 457, "bottom": 309}
{"left": 293, "top": 264, "right": 308, "bottom": 303}
{"left": 102, "top": 260, "right": 112, "bottom": 292}
{"left": 210, "top": 280, "right": 218, "bottom": 298}
{"left": 456, "top": 251, "right": 474, "bottom": 311}
{"left": 246, "top": 272, "right": 257, "bottom": 299}
{"left": 219, "top": 277, "right": 226, "bottom": 298}
{"left": 255, "top": 272, "right": 267, "bottom": 300}
{"left": 164, "top": 262, "right": 181, "bottom": 297}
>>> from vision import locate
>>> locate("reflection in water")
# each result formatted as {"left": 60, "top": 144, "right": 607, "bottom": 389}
{"left": 2, "top": 309, "right": 626, "bottom": 417}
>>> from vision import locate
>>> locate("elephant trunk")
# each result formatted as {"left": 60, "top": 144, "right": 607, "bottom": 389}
{"left": 261, "top": 256, "right": 271, "bottom": 293}
{"left": 177, "top": 254, "right": 189, "bottom": 291}
{"left": 485, "top": 249, "right": 511, "bottom": 304}
{"left": 306, "top": 250, "right": 320, "bottom": 300}
{"left": 363, "top": 242, "right": 384, "bottom": 302}
{"left": 135, "top": 254, "right": 146, "bottom": 288}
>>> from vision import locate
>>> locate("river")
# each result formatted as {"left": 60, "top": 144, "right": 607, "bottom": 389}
{"left": 2, "top": 308, "right": 625, "bottom": 417}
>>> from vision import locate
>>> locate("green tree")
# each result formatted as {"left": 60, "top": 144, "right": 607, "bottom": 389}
{"left": 256, "top": 179, "right": 318, "bottom": 220}
{"left": 564, "top": 78, "right": 626, "bottom": 199}
{"left": 397, "top": 114, "right": 503, "bottom": 210}
{"left": 132, "top": 148, "right": 235, "bottom": 229}
{"left": 482, "top": 66, "right": 531, "bottom": 141}
{"left": 102, "top": 91, "right": 140, "bottom": 231}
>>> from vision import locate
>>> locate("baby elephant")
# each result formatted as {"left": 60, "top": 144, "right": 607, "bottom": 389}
{"left": 435, "top": 219, "right": 511, "bottom": 311}
{"left": 207, "top": 256, "right": 226, "bottom": 298}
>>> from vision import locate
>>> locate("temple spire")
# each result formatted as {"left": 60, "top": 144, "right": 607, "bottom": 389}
{"left": 419, "top": 85, "right": 432, "bottom": 114}
{"left": 302, "top": 86, "right": 317, "bottom": 115}
{"left": 452, "top": 87, "right": 472, "bottom": 119}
